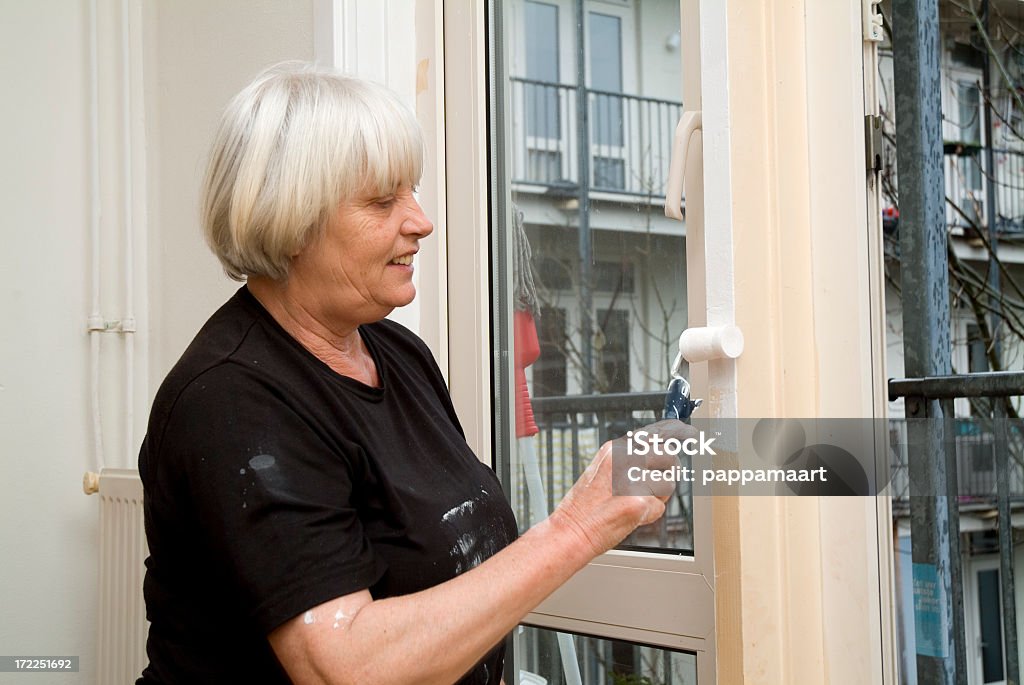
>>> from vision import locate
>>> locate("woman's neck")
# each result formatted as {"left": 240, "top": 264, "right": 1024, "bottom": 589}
{"left": 246, "top": 277, "right": 380, "bottom": 387}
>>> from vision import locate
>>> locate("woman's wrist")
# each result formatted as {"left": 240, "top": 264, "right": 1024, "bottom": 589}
{"left": 529, "top": 509, "right": 603, "bottom": 573}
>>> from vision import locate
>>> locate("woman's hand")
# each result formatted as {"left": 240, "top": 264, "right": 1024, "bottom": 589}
{"left": 549, "top": 419, "right": 693, "bottom": 558}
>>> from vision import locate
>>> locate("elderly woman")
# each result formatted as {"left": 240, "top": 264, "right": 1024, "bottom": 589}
{"left": 137, "top": 63, "right": 689, "bottom": 685}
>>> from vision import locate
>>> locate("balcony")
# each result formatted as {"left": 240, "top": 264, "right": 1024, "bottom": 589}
{"left": 944, "top": 145, "right": 1024, "bottom": 235}
{"left": 509, "top": 77, "right": 684, "bottom": 200}
{"left": 888, "top": 416, "right": 1024, "bottom": 514}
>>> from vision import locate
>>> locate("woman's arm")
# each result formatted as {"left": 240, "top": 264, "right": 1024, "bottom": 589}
{"left": 268, "top": 422, "right": 688, "bottom": 685}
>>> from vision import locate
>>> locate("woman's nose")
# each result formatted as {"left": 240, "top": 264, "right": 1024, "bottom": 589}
{"left": 404, "top": 198, "right": 434, "bottom": 238}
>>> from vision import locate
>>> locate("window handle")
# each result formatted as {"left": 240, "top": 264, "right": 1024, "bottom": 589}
{"left": 678, "top": 325, "right": 745, "bottom": 363}
{"left": 664, "top": 110, "right": 702, "bottom": 221}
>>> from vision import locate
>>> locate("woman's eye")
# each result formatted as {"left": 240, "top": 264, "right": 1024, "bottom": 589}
{"left": 374, "top": 196, "right": 396, "bottom": 208}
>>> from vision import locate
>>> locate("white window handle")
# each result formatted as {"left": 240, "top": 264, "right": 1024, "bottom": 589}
{"left": 678, "top": 325, "right": 744, "bottom": 363}
{"left": 664, "top": 110, "right": 702, "bottom": 220}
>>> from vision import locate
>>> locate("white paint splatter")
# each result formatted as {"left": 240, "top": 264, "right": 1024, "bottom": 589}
{"left": 453, "top": 532, "right": 476, "bottom": 557}
{"left": 249, "top": 454, "right": 276, "bottom": 470}
{"left": 303, "top": 611, "right": 315, "bottom": 625}
{"left": 239, "top": 468, "right": 246, "bottom": 475}
{"left": 442, "top": 499, "right": 476, "bottom": 523}
{"left": 333, "top": 607, "right": 351, "bottom": 630}
{"left": 450, "top": 532, "right": 489, "bottom": 574}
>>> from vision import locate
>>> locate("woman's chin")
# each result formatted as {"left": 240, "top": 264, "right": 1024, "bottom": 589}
{"left": 380, "top": 288, "right": 417, "bottom": 314}
{"left": 395, "top": 286, "right": 417, "bottom": 307}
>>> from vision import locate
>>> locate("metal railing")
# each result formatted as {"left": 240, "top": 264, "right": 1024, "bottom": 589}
{"left": 887, "top": 416, "right": 1024, "bottom": 504}
{"left": 887, "top": 370, "right": 1024, "bottom": 682}
{"left": 509, "top": 77, "right": 684, "bottom": 198}
{"left": 525, "top": 391, "right": 693, "bottom": 553}
{"left": 526, "top": 391, "right": 1024, "bottom": 524}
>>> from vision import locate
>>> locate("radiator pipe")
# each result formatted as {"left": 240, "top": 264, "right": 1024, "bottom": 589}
{"left": 87, "top": 0, "right": 105, "bottom": 477}
{"left": 121, "top": 0, "right": 137, "bottom": 470}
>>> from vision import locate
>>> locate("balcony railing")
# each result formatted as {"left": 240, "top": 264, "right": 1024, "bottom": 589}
{"left": 524, "top": 392, "right": 1024, "bottom": 527}
{"left": 525, "top": 391, "right": 692, "bottom": 552}
{"left": 509, "top": 77, "right": 684, "bottom": 199}
{"left": 945, "top": 145, "right": 1024, "bottom": 234}
{"left": 888, "top": 416, "right": 1024, "bottom": 507}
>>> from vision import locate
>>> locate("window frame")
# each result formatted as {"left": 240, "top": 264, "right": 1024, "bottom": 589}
{"left": 444, "top": 0, "right": 717, "bottom": 677}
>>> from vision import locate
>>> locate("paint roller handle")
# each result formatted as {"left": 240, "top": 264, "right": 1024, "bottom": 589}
{"left": 663, "top": 377, "right": 702, "bottom": 421}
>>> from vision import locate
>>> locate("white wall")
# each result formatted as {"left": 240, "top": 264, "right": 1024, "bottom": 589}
{"left": 146, "top": 0, "right": 315, "bottom": 382}
{"left": 0, "top": 2, "right": 314, "bottom": 681}
{"left": 0, "top": 3, "right": 101, "bottom": 677}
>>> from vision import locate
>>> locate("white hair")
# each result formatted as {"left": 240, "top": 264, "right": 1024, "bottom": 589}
{"left": 201, "top": 62, "right": 424, "bottom": 281}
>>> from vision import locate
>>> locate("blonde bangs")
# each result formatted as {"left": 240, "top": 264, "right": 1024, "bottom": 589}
{"left": 327, "top": 82, "right": 424, "bottom": 202}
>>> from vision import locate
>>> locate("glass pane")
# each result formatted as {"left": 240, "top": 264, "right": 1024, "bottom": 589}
{"left": 525, "top": 2, "right": 561, "bottom": 143}
{"left": 516, "top": 625, "right": 697, "bottom": 685}
{"left": 494, "top": 0, "right": 692, "bottom": 554}
{"left": 525, "top": 2, "right": 559, "bottom": 82}
{"left": 589, "top": 13, "right": 623, "bottom": 149}
{"left": 977, "top": 569, "right": 1005, "bottom": 683}
{"left": 957, "top": 80, "right": 981, "bottom": 145}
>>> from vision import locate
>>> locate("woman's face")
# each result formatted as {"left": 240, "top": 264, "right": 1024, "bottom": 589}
{"left": 288, "top": 184, "right": 433, "bottom": 328}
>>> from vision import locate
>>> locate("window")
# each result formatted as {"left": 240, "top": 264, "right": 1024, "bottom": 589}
{"left": 534, "top": 306, "right": 568, "bottom": 397}
{"left": 511, "top": 0, "right": 665, "bottom": 197}
{"left": 523, "top": 1, "right": 564, "bottom": 184}
{"left": 957, "top": 80, "right": 982, "bottom": 145}
{"left": 589, "top": 12, "right": 626, "bottom": 190}
{"left": 486, "top": 0, "right": 712, "bottom": 677}
{"left": 518, "top": 626, "right": 697, "bottom": 684}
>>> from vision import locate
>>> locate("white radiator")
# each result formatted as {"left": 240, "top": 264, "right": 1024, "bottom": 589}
{"left": 86, "top": 468, "right": 148, "bottom": 683}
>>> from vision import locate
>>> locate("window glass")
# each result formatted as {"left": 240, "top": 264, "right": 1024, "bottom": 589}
{"left": 957, "top": 80, "right": 981, "bottom": 145}
{"left": 525, "top": 1, "right": 561, "bottom": 147}
{"left": 977, "top": 568, "right": 1004, "bottom": 683}
{"left": 517, "top": 626, "right": 698, "bottom": 685}
{"left": 495, "top": 0, "right": 692, "bottom": 555}
{"left": 589, "top": 12, "right": 624, "bottom": 150}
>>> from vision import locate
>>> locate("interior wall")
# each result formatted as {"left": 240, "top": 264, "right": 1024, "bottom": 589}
{"left": 146, "top": 0, "right": 315, "bottom": 383}
{"left": 0, "top": 3, "right": 100, "bottom": 677}
{"left": 0, "top": 2, "right": 314, "bottom": 682}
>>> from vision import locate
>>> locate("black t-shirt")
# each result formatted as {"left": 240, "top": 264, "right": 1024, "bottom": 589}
{"left": 137, "top": 287, "right": 518, "bottom": 684}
